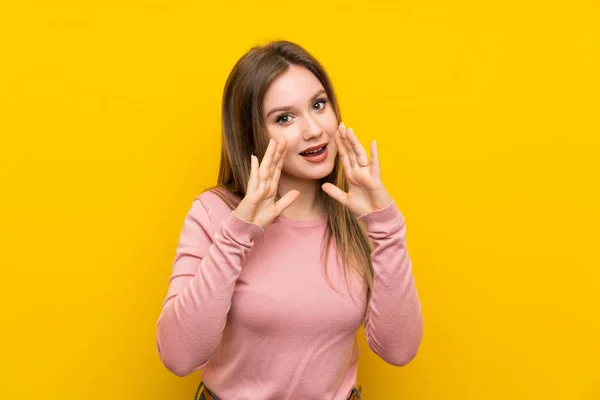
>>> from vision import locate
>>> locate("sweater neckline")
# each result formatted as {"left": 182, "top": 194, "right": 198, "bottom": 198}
{"left": 274, "top": 212, "right": 328, "bottom": 228}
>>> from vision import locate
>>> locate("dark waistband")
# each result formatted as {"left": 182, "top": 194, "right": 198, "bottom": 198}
{"left": 194, "top": 382, "right": 362, "bottom": 400}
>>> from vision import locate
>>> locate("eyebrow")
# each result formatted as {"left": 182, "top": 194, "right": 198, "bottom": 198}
{"left": 265, "top": 89, "right": 327, "bottom": 119}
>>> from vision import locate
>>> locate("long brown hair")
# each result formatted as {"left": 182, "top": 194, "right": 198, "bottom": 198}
{"left": 207, "top": 40, "right": 373, "bottom": 302}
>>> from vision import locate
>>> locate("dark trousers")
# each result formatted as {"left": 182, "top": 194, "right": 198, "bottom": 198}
{"left": 194, "top": 381, "right": 362, "bottom": 400}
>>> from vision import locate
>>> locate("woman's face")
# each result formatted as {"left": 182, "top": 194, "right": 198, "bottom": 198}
{"left": 261, "top": 64, "right": 339, "bottom": 182}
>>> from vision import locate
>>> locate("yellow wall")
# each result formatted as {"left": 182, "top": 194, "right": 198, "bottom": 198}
{"left": 1, "top": 1, "right": 599, "bottom": 399}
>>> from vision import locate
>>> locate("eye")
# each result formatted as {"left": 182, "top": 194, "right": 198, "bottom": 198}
{"left": 275, "top": 114, "right": 293, "bottom": 125}
{"left": 313, "top": 98, "right": 328, "bottom": 111}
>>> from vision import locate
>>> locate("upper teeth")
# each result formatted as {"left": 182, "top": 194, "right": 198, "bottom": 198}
{"left": 304, "top": 146, "right": 323, "bottom": 154}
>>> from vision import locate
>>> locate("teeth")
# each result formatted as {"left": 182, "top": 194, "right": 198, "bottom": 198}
{"left": 302, "top": 146, "right": 324, "bottom": 155}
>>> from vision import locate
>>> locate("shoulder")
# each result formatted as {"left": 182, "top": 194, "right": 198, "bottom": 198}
{"left": 193, "top": 188, "right": 239, "bottom": 232}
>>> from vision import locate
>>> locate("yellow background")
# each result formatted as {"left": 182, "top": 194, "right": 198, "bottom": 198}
{"left": 1, "top": 1, "right": 599, "bottom": 399}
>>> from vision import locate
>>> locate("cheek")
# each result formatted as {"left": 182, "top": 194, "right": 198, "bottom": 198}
{"left": 264, "top": 125, "right": 282, "bottom": 142}
{"left": 281, "top": 131, "right": 303, "bottom": 161}
{"left": 265, "top": 125, "right": 301, "bottom": 151}
{"left": 328, "top": 141, "right": 338, "bottom": 159}
{"left": 323, "top": 110, "right": 339, "bottom": 134}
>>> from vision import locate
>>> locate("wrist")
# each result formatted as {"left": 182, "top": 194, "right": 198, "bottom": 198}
{"left": 233, "top": 201, "right": 254, "bottom": 225}
{"left": 368, "top": 190, "right": 393, "bottom": 213}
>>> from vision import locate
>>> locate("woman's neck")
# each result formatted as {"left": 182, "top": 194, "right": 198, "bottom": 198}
{"left": 278, "top": 173, "right": 324, "bottom": 221}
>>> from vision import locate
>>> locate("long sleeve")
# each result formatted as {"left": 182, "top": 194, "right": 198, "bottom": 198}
{"left": 358, "top": 200, "right": 424, "bottom": 366}
{"left": 156, "top": 197, "right": 264, "bottom": 377}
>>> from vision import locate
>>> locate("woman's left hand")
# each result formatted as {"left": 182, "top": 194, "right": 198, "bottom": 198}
{"left": 321, "top": 123, "right": 393, "bottom": 216}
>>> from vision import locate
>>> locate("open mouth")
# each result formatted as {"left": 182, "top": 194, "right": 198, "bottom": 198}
{"left": 300, "top": 144, "right": 327, "bottom": 157}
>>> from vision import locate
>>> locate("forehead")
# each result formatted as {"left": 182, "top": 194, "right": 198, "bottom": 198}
{"left": 263, "top": 64, "right": 324, "bottom": 109}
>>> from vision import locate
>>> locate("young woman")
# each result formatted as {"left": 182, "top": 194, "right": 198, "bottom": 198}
{"left": 156, "top": 40, "right": 423, "bottom": 400}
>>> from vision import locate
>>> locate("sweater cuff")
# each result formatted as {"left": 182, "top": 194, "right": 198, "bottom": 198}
{"left": 224, "top": 211, "right": 265, "bottom": 244}
{"left": 357, "top": 200, "right": 405, "bottom": 233}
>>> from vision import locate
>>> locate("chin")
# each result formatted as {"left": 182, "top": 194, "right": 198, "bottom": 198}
{"left": 293, "top": 162, "right": 336, "bottom": 181}
{"left": 309, "top": 169, "right": 335, "bottom": 180}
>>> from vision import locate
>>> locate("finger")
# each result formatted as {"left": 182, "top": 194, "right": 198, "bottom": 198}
{"left": 369, "top": 140, "right": 381, "bottom": 179}
{"left": 339, "top": 122, "right": 348, "bottom": 139}
{"left": 347, "top": 128, "right": 370, "bottom": 168}
{"left": 247, "top": 154, "right": 259, "bottom": 193}
{"left": 268, "top": 139, "right": 287, "bottom": 197}
{"left": 339, "top": 123, "right": 358, "bottom": 167}
{"left": 321, "top": 182, "right": 348, "bottom": 206}
{"left": 344, "top": 127, "right": 359, "bottom": 167}
{"left": 259, "top": 139, "right": 275, "bottom": 182}
{"left": 269, "top": 136, "right": 286, "bottom": 178}
{"left": 335, "top": 130, "right": 353, "bottom": 171}
{"left": 274, "top": 189, "right": 300, "bottom": 215}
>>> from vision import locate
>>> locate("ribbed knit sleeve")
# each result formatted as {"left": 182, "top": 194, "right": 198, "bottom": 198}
{"left": 358, "top": 200, "right": 424, "bottom": 366}
{"left": 156, "top": 197, "right": 264, "bottom": 376}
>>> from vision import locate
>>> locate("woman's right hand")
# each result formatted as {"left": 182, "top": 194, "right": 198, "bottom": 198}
{"left": 234, "top": 137, "right": 300, "bottom": 230}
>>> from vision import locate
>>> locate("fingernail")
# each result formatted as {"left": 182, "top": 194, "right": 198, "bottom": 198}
{"left": 340, "top": 122, "right": 346, "bottom": 129}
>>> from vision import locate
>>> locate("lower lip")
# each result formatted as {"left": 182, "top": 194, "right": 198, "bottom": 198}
{"left": 300, "top": 146, "right": 328, "bottom": 163}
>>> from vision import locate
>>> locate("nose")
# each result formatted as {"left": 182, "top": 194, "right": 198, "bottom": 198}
{"left": 302, "top": 114, "right": 324, "bottom": 140}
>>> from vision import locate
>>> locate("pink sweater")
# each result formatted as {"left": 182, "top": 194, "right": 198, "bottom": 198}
{"left": 156, "top": 190, "right": 423, "bottom": 399}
